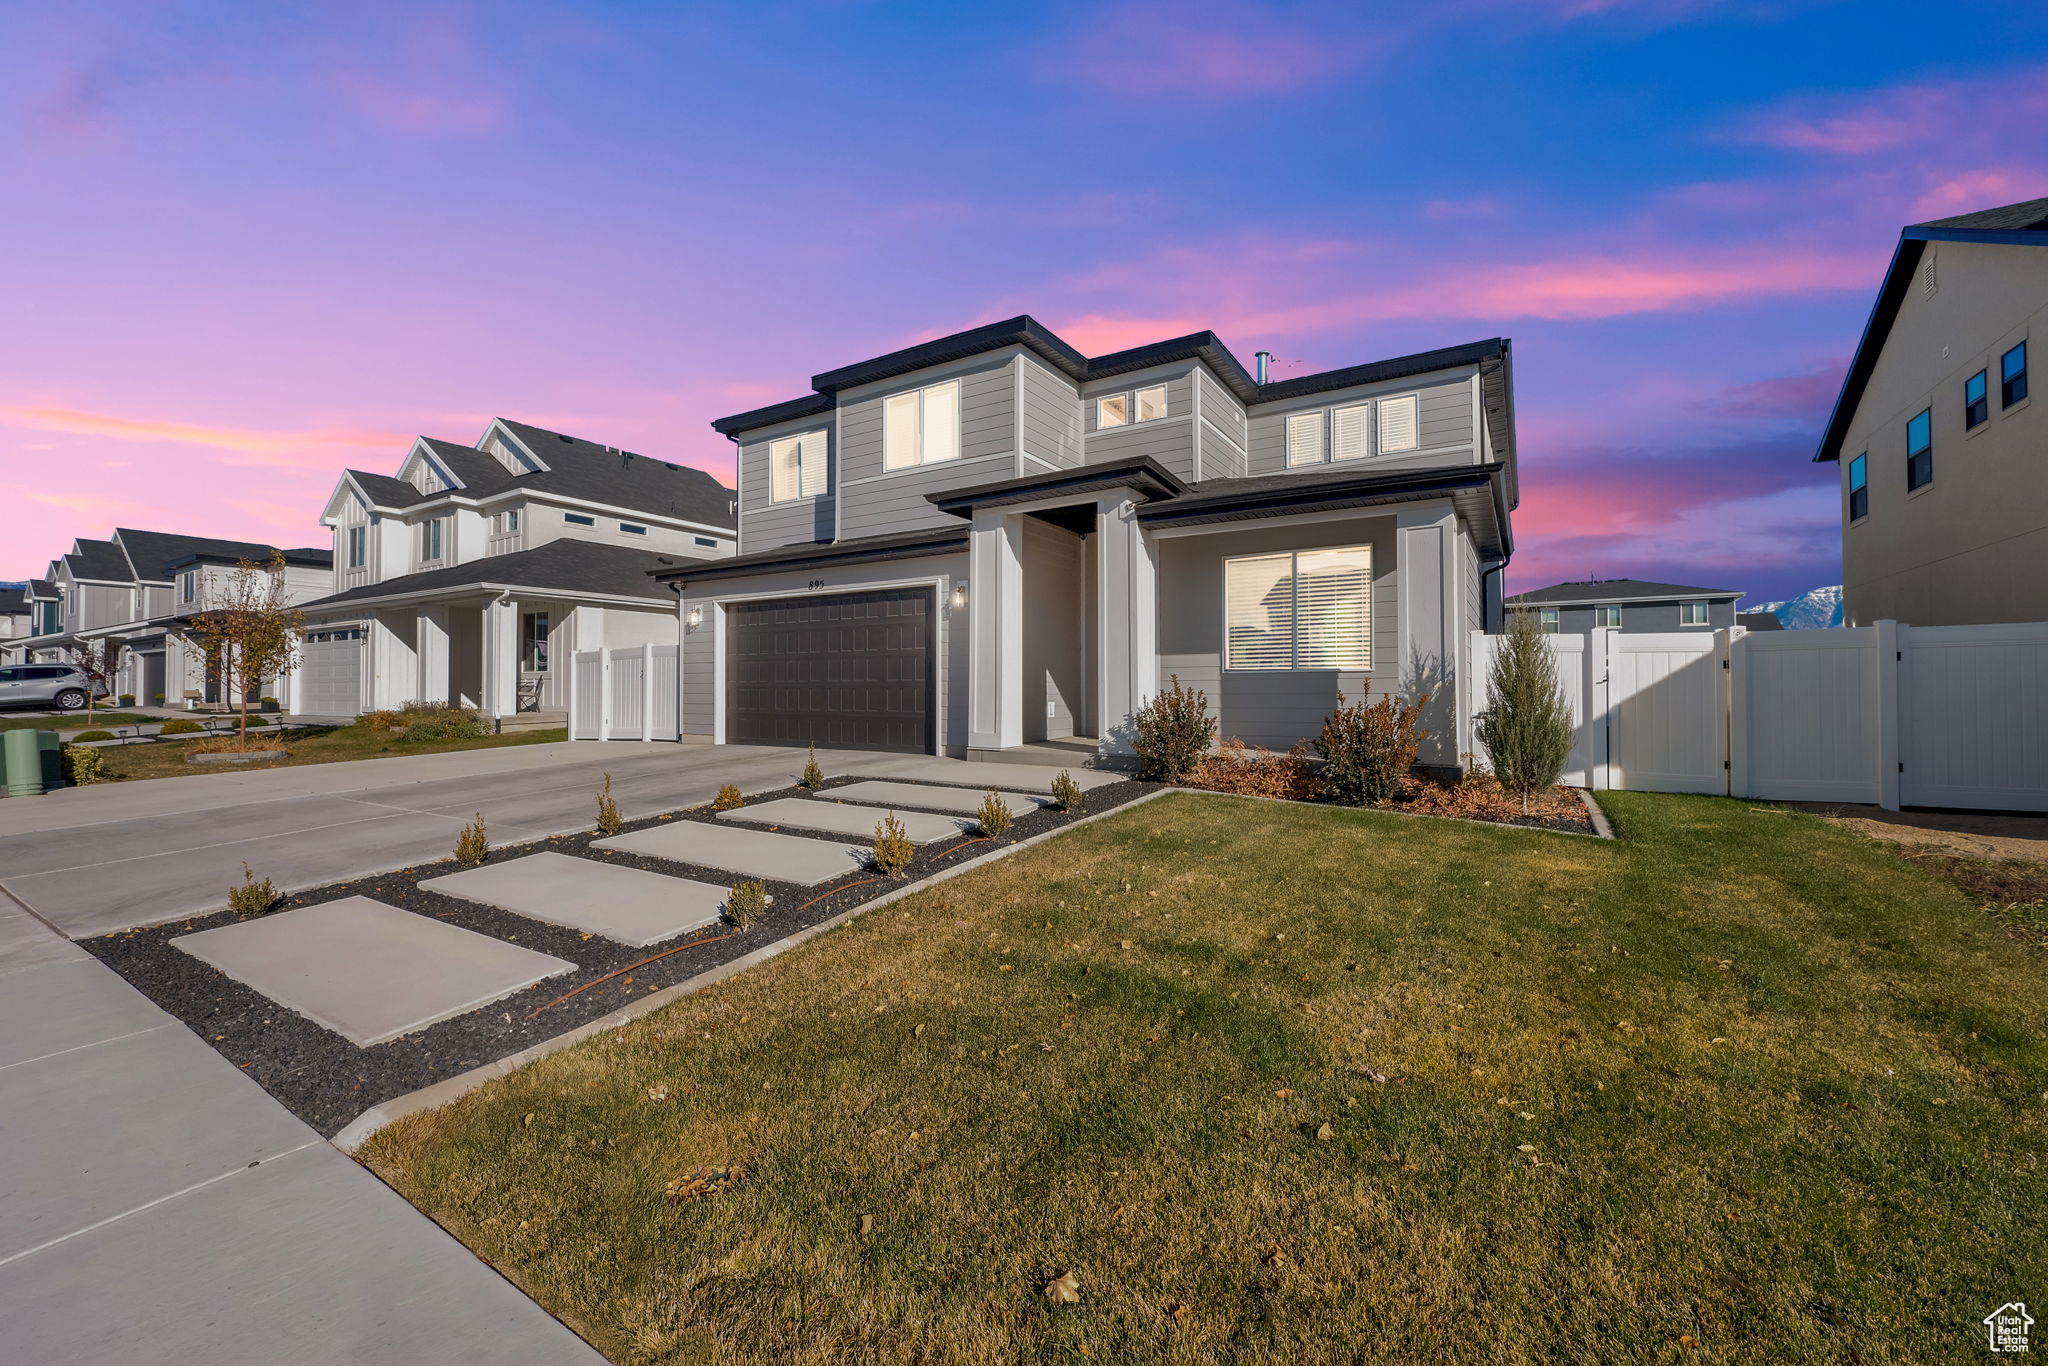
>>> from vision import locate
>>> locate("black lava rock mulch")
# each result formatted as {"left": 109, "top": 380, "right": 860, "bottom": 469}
{"left": 82, "top": 774, "right": 1152, "bottom": 1137}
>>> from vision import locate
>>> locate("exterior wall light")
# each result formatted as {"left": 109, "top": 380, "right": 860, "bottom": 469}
{"left": 951, "top": 581, "right": 969, "bottom": 610}
{"left": 686, "top": 605, "right": 704, "bottom": 629}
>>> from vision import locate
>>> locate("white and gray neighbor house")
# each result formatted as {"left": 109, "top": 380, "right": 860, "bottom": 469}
{"left": 1505, "top": 578, "right": 1743, "bottom": 634}
{"left": 2, "top": 531, "right": 333, "bottom": 705}
{"left": 1818, "top": 194, "right": 2046, "bottom": 627}
{"left": 657, "top": 316, "right": 1517, "bottom": 772}
{"left": 291, "top": 418, "right": 737, "bottom": 721}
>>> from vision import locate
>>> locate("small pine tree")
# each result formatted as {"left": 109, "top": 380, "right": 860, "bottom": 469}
{"left": 724, "top": 880, "right": 768, "bottom": 928}
{"left": 871, "top": 813, "right": 914, "bottom": 876}
{"left": 454, "top": 812, "right": 489, "bottom": 866}
{"left": 800, "top": 744, "right": 825, "bottom": 790}
{"left": 712, "top": 783, "right": 745, "bottom": 811}
{"left": 596, "top": 773, "right": 622, "bottom": 835}
{"left": 227, "top": 861, "right": 277, "bottom": 915}
{"left": 976, "top": 790, "right": 1013, "bottom": 838}
{"left": 1476, "top": 611, "right": 1577, "bottom": 814}
{"left": 1049, "top": 770, "right": 1083, "bottom": 812}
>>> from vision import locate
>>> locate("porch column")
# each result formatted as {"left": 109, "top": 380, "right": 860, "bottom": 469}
{"left": 482, "top": 596, "right": 519, "bottom": 719}
{"left": 1095, "top": 494, "right": 1158, "bottom": 756}
{"left": 1396, "top": 502, "right": 1458, "bottom": 768}
{"left": 968, "top": 509, "right": 1025, "bottom": 752}
{"left": 415, "top": 605, "right": 451, "bottom": 706}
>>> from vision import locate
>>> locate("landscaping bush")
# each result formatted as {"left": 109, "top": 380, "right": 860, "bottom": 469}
{"left": 359, "top": 709, "right": 400, "bottom": 731}
{"left": 245, "top": 715, "right": 269, "bottom": 727}
{"left": 1476, "top": 611, "right": 1577, "bottom": 814}
{"left": 976, "top": 790, "right": 1013, "bottom": 838}
{"left": 800, "top": 744, "right": 825, "bottom": 791}
{"left": 159, "top": 718, "right": 203, "bottom": 736}
{"left": 1189, "top": 738, "right": 1322, "bottom": 801}
{"left": 401, "top": 721, "right": 442, "bottom": 742}
{"left": 454, "top": 813, "right": 489, "bottom": 866}
{"left": 724, "top": 880, "right": 768, "bottom": 929}
{"left": 596, "top": 773, "right": 622, "bottom": 836}
{"left": 1316, "top": 690, "right": 1429, "bottom": 806}
{"left": 712, "top": 784, "right": 745, "bottom": 812}
{"left": 1131, "top": 675, "right": 1216, "bottom": 783}
{"left": 1050, "top": 770, "right": 1084, "bottom": 811}
{"left": 152, "top": 692, "right": 165, "bottom": 704}
{"left": 118, "top": 694, "right": 135, "bottom": 706}
{"left": 227, "top": 862, "right": 277, "bottom": 915}
{"left": 70, "top": 729, "right": 115, "bottom": 743}
{"left": 60, "top": 744, "right": 107, "bottom": 785}
{"left": 871, "top": 813, "right": 914, "bottom": 876}
{"left": 444, "top": 713, "right": 490, "bottom": 739}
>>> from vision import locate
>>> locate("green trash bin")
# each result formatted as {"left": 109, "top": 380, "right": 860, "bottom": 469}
{"left": 39, "top": 731, "right": 68, "bottom": 792}
{"left": 3, "top": 729, "right": 46, "bottom": 797}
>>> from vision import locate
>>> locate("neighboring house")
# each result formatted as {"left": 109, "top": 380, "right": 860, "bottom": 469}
{"left": 1506, "top": 579, "right": 1743, "bottom": 634}
{"left": 294, "top": 418, "right": 736, "bottom": 720}
{"left": 0, "top": 585, "right": 30, "bottom": 662}
{"left": 1816, "top": 195, "right": 2048, "bottom": 626}
{"left": 7, "top": 531, "right": 334, "bottom": 704}
{"left": 1735, "top": 611, "right": 1785, "bottom": 632}
{"left": 656, "top": 316, "right": 1517, "bottom": 771}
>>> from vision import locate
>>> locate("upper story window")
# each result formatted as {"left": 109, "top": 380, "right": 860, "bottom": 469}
{"left": 1376, "top": 394, "right": 1419, "bottom": 453}
{"left": 1594, "top": 604, "right": 1622, "bottom": 628}
{"left": 1285, "top": 412, "right": 1324, "bottom": 466}
{"left": 694, "top": 536, "right": 718, "bottom": 548}
{"left": 770, "top": 431, "right": 828, "bottom": 502}
{"left": 506, "top": 509, "right": 520, "bottom": 531}
{"left": 1965, "top": 370, "right": 1989, "bottom": 428}
{"left": 884, "top": 380, "right": 961, "bottom": 470}
{"left": 1906, "top": 408, "right": 1932, "bottom": 491}
{"left": 180, "top": 571, "right": 196, "bottom": 604}
{"left": 619, "top": 523, "right": 647, "bottom": 536}
{"left": 1100, "top": 385, "right": 1168, "bottom": 429}
{"left": 1286, "top": 393, "right": 1421, "bottom": 467}
{"left": 1224, "top": 546, "right": 1372, "bottom": 671}
{"left": 1098, "top": 394, "right": 1129, "bottom": 429}
{"left": 2002, "top": 341, "right": 2028, "bottom": 407}
{"left": 1848, "top": 453, "right": 1868, "bottom": 522}
{"left": 347, "top": 526, "right": 367, "bottom": 568}
{"left": 420, "top": 517, "right": 446, "bottom": 562}
{"left": 564, "top": 513, "right": 596, "bottom": 527}
{"left": 1679, "top": 601, "right": 1710, "bottom": 626}
{"left": 1538, "top": 607, "right": 1560, "bottom": 633}
{"left": 1135, "top": 385, "right": 1167, "bottom": 422}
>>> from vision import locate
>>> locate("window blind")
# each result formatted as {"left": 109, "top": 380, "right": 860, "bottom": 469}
{"left": 1225, "top": 546, "right": 1372, "bottom": 671}
{"left": 922, "top": 381, "right": 960, "bottom": 463}
{"left": 770, "top": 435, "right": 801, "bottom": 501}
{"left": 1286, "top": 412, "right": 1324, "bottom": 466}
{"left": 1331, "top": 404, "right": 1369, "bottom": 461}
{"left": 884, "top": 392, "right": 921, "bottom": 470}
{"left": 1225, "top": 554, "right": 1294, "bottom": 670}
{"left": 1377, "top": 394, "right": 1419, "bottom": 453}
{"left": 796, "top": 431, "right": 827, "bottom": 498}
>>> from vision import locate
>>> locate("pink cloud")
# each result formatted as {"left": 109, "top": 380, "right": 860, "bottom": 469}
{"left": 1733, "top": 66, "right": 2048, "bottom": 160}
{"left": 0, "top": 405, "right": 408, "bottom": 469}
{"left": 1911, "top": 170, "right": 2043, "bottom": 221}
{"left": 1046, "top": 2, "right": 1363, "bottom": 97}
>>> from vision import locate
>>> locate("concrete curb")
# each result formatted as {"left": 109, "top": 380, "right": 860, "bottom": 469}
{"left": 1163, "top": 784, "right": 1618, "bottom": 840}
{"left": 1578, "top": 790, "right": 1617, "bottom": 839}
{"left": 331, "top": 787, "right": 1177, "bottom": 1152}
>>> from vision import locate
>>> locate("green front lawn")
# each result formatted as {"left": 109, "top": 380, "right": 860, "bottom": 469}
{"left": 0, "top": 711, "right": 152, "bottom": 733}
{"left": 94, "top": 723, "right": 568, "bottom": 780}
{"left": 365, "top": 793, "right": 2043, "bottom": 1364}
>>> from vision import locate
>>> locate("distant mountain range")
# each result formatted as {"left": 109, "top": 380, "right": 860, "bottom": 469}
{"left": 1744, "top": 585, "right": 1844, "bottom": 630}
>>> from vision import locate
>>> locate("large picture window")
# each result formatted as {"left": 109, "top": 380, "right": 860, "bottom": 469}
{"left": 884, "top": 380, "right": 961, "bottom": 470}
{"left": 1224, "top": 546, "right": 1372, "bottom": 671}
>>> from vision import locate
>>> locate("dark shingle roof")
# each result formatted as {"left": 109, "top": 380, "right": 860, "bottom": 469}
{"left": 114, "top": 528, "right": 288, "bottom": 582}
{"left": 1508, "top": 578, "right": 1743, "bottom": 605}
{"left": 65, "top": 538, "right": 133, "bottom": 583}
{"left": 1818, "top": 195, "right": 2048, "bottom": 462}
{"left": 0, "top": 586, "right": 26, "bottom": 613}
{"left": 343, "top": 470, "right": 424, "bottom": 507}
{"left": 301, "top": 538, "right": 680, "bottom": 610}
{"left": 28, "top": 578, "right": 57, "bottom": 597}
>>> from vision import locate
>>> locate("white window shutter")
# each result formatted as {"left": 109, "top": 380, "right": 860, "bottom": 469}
{"left": 922, "top": 381, "right": 960, "bottom": 463}
{"left": 1291, "top": 547, "right": 1372, "bottom": 669}
{"left": 797, "top": 432, "right": 827, "bottom": 498}
{"left": 770, "top": 436, "right": 800, "bottom": 501}
{"left": 1331, "top": 404, "right": 1369, "bottom": 461}
{"left": 885, "top": 392, "right": 921, "bottom": 470}
{"left": 1224, "top": 553, "right": 1295, "bottom": 670}
{"left": 1285, "top": 412, "right": 1324, "bottom": 466}
{"left": 1377, "top": 395, "right": 1419, "bottom": 453}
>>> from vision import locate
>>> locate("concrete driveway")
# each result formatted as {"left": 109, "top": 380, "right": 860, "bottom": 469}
{"left": 0, "top": 741, "right": 864, "bottom": 938}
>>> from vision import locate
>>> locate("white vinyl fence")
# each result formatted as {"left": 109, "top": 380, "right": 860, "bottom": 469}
{"left": 567, "top": 644, "right": 680, "bottom": 742}
{"left": 1470, "top": 620, "right": 2048, "bottom": 813}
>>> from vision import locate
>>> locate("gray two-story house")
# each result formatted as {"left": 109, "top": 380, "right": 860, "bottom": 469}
{"left": 657, "top": 317, "right": 1517, "bottom": 771}
{"left": 1506, "top": 578, "right": 1743, "bottom": 634}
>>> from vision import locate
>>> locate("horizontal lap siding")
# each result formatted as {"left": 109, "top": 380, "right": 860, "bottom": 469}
{"left": 1083, "top": 365, "right": 1198, "bottom": 479}
{"left": 736, "top": 417, "right": 835, "bottom": 554}
{"left": 1020, "top": 357, "right": 1084, "bottom": 468}
{"left": 1246, "top": 370, "right": 1476, "bottom": 476}
{"left": 838, "top": 352, "right": 1016, "bottom": 540}
{"left": 1196, "top": 367, "right": 1248, "bottom": 479}
{"left": 1156, "top": 513, "right": 1400, "bottom": 751}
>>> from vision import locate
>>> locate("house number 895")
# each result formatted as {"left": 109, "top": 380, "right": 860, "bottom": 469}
{"left": 807, "top": 579, "right": 826, "bottom": 589}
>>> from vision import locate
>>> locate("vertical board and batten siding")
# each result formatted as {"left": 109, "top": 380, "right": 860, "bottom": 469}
{"left": 1019, "top": 355, "right": 1085, "bottom": 469}
{"left": 736, "top": 414, "right": 837, "bottom": 554}
{"left": 1245, "top": 370, "right": 1477, "bottom": 476}
{"left": 1080, "top": 364, "right": 1199, "bottom": 480}
{"left": 1896, "top": 622, "right": 2048, "bottom": 809}
{"left": 1194, "top": 366, "right": 1249, "bottom": 480}
{"left": 1155, "top": 512, "right": 1399, "bottom": 750}
{"left": 835, "top": 350, "right": 1018, "bottom": 541}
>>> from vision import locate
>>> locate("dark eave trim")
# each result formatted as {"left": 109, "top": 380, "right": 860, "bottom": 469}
{"left": 926, "top": 457, "right": 1187, "bottom": 518}
{"left": 709, "top": 392, "right": 836, "bottom": 437}
{"left": 810, "top": 315, "right": 1089, "bottom": 395}
{"left": 1140, "top": 463, "right": 1499, "bottom": 524}
{"left": 652, "top": 529, "right": 969, "bottom": 584}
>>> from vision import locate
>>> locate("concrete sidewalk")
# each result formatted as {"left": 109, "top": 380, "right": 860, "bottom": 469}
{"left": 0, "top": 893, "right": 606, "bottom": 1364}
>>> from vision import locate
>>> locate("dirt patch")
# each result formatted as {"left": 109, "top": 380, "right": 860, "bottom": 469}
{"left": 1793, "top": 803, "right": 2048, "bottom": 863}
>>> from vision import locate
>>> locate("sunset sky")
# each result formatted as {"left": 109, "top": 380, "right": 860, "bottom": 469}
{"left": 4, "top": 1, "right": 2044, "bottom": 604}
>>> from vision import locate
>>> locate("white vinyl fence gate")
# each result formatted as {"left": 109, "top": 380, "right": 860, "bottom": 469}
{"left": 1469, "top": 621, "right": 2048, "bottom": 814}
{"left": 567, "top": 644, "right": 680, "bottom": 742}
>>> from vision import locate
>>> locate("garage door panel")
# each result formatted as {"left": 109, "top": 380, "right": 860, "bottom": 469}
{"left": 726, "top": 589, "right": 932, "bottom": 754}
{"left": 300, "top": 627, "right": 364, "bottom": 717}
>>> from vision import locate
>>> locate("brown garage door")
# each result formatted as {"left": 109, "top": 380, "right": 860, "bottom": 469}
{"left": 726, "top": 588, "right": 933, "bottom": 753}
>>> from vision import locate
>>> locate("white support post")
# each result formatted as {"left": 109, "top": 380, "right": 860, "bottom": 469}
{"left": 640, "top": 641, "right": 654, "bottom": 743}
{"left": 598, "top": 648, "right": 612, "bottom": 742}
{"left": 1395, "top": 503, "right": 1457, "bottom": 767}
{"left": 1094, "top": 495, "right": 1157, "bottom": 756}
{"left": 1876, "top": 619, "right": 1901, "bottom": 811}
{"left": 566, "top": 643, "right": 580, "bottom": 741}
{"left": 1588, "top": 627, "right": 1613, "bottom": 791}
{"left": 1726, "top": 626, "right": 1750, "bottom": 799}
{"left": 482, "top": 597, "right": 519, "bottom": 721}
{"left": 1716, "top": 626, "right": 1742, "bottom": 796}
{"left": 415, "top": 605, "right": 450, "bottom": 706}
{"left": 968, "top": 509, "right": 1025, "bottom": 752}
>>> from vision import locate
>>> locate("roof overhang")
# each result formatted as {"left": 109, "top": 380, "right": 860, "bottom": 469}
{"left": 653, "top": 528, "right": 969, "bottom": 585}
{"left": 926, "top": 457, "right": 1187, "bottom": 518}
{"left": 301, "top": 581, "right": 667, "bottom": 615}
{"left": 1139, "top": 463, "right": 1511, "bottom": 560}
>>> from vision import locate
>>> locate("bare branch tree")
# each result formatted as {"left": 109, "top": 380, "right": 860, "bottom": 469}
{"left": 185, "top": 554, "right": 305, "bottom": 748}
{"left": 64, "top": 638, "right": 125, "bottom": 728}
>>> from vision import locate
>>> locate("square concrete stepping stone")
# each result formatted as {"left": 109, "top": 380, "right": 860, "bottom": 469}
{"left": 827, "top": 780, "right": 1049, "bottom": 818}
{"left": 173, "top": 897, "right": 575, "bottom": 1047}
{"left": 717, "top": 797, "right": 970, "bottom": 843}
{"left": 847, "top": 756, "right": 1122, "bottom": 793}
{"left": 593, "top": 821, "right": 866, "bottom": 885}
{"left": 417, "top": 852, "right": 725, "bottom": 948}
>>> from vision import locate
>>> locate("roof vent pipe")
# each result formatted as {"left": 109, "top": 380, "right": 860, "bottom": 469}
{"left": 1255, "top": 351, "right": 1273, "bottom": 384}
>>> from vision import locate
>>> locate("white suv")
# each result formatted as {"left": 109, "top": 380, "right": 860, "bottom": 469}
{"left": 0, "top": 665, "right": 95, "bottom": 712}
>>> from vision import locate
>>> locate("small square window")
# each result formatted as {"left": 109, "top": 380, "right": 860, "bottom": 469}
{"left": 1594, "top": 604, "right": 1622, "bottom": 628}
{"left": 1098, "top": 394, "right": 1129, "bottom": 429}
{"left": 1135, "top": 385, "right": 1167, "bottom": 422}
{"left": 1906, "top": 408, "right": 1932, "bottom": 490}
{"left": 507, "top": 509, "right": 520, "bottom": 531}
{"left": 1679, "top": 601, "right": 1709, "bottom": 626}
{"left": 1285, "top": 411, "right": 1325, "bottom": 466}
{"left": 1848, "top": 453, "right": 1867, "bottom": 522}
{"left": 1965, "top": 370, "right": 1988, "bottom": 428}
{"left": 1538, "top": 607, "right": 1559, "bottom": 634}
{"left": 2002, "top": 341, "right": 2028, "bottom": 406}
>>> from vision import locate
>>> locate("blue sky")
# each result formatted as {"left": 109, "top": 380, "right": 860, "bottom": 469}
{"left": 4, "top": 0, "right": 2045, "bottom": 602}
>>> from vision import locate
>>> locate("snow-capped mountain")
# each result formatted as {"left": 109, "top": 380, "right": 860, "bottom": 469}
{"left": 1744, "top": 585, "right": 1844, "bottom": 630}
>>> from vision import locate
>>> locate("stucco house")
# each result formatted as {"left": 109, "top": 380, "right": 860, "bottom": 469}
{"left": 1817, "top": 195, "right": 2047, "bottom": 626}
{"left": 293, "top": 418, "right": 736, "bottom": 721}
{"left": 1506, "top": 578, "right": 1743, "bottom": 633}
{"left": 650, "top": 317, "right": 1516, "bottom": 771}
